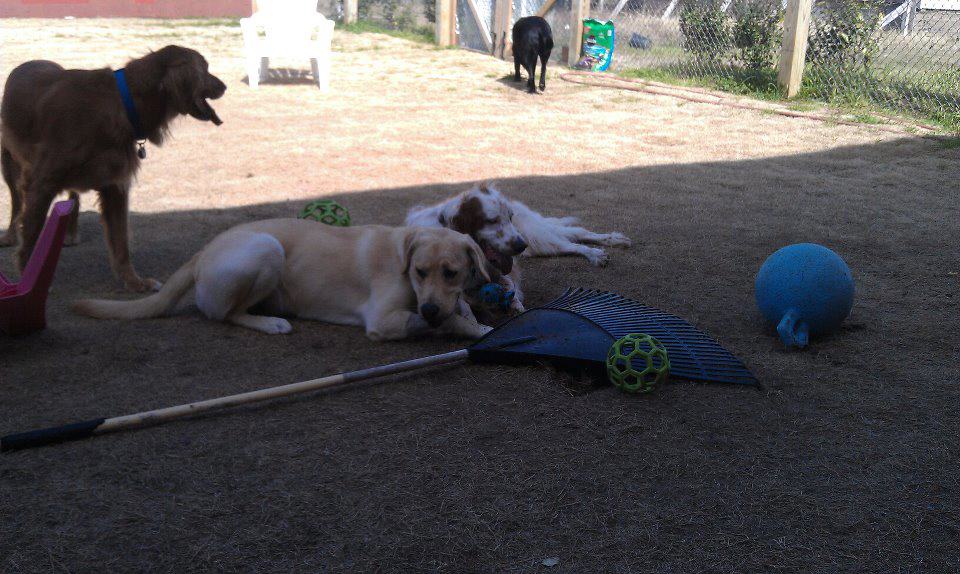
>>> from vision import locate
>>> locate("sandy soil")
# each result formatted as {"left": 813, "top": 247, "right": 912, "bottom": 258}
{"left": 1, "top": 18, "right": 959, "bottom": 572}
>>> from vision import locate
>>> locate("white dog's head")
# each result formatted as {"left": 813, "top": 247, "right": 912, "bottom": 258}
{"left": 438, "top": 183, "right": 527, "bottom": 275}
{"left": 403, "top": 227, "right": 490, "bottom": 327}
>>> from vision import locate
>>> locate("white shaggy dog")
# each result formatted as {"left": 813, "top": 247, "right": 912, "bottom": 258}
{"left": 405, "top": 183, "right": 631, "bottom": 322}
{"left": 406, "top": 182, "right": 631, "bottom": 269}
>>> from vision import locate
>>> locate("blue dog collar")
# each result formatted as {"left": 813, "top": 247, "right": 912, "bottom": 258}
{"left": 114, "top": 68, "right": 147, "bottom": 158}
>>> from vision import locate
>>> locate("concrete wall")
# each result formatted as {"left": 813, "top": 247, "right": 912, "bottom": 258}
{"left": 0, "top": 0, "right": 252, "bottom": 19}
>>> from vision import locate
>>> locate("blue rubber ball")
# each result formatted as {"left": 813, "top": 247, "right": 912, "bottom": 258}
{"left": 755, "top": 243, "right": 855, "bottom": 348}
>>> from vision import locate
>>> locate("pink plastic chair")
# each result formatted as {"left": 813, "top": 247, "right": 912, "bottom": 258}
{"left": 0, "top": 200, "right": 75, "bottom": 335}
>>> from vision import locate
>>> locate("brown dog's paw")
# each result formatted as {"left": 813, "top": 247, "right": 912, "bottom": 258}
{"left": 124, "top": 277, "right": 163, "bottom": 292}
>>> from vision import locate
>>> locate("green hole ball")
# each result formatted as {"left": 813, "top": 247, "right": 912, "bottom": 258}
{"left": 605, "top": 333, "right": 670, "bottom": 394}
{"left": 299, "top": 200, "right": 351, "bottom": 227}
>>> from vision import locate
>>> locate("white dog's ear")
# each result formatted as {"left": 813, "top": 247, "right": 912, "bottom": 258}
{"left": 464, "top": 237, "right": 491, "bottom": 284}
{"left": 438, "top": 198, "right": 461, "bottom": 229}
{"left": 401, "top": 229, "right": 420, "bottom": 274}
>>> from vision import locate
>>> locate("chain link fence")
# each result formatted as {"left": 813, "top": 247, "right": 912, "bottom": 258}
{"left": 332, "top": 0, "right": 958, "bottom": 127}
{"left": 323, "top": 0, "right": 435, "bottom": 34}
{"left": 592, "top": 0, "right": 960, "bottom": 127}
{"left": 594, "top": 0, "right": 782, "bottom": 83}
{"left": 528, "top": 0, "right": 573, "bottom": 62}
{"left": 317, "top": 0, "right": 346, "bottom": 21}
{"left": 457, "top": 0, "right": 572, "bottom": 63}
{"left": 456, "top": 0, "right": 494, "bottom": 51}
{"left": 804, "top": 1, "right": 960, "bottom": 126}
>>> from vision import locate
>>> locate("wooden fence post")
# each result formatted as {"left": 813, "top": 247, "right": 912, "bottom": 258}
{"left": 436, "top": 0, "right": 455, "bottom": 47}
{"left": 451, "top": 0, "right": 458, "bottom": 46}
{"left": 777, "top": 0, "right": 813, "bottom": 98}
{"left": 492, "top": 0, "right": 514, "bottom": 58}
{"left": 344, "top": 0, "right": 358, "bottom": 24}
{"left": 568, "top": 0, "right": 590, "bottom": 67}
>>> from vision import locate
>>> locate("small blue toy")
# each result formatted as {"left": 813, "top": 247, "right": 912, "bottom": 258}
{"left": 755, "top": 243, "right": 855, "bottom": 349}
{"left": 479, "top": 283, "right": 515, "bottom": 311}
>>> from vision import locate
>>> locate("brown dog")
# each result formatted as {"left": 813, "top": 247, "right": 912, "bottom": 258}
{"left": 1, "top": 45, "right": 226, "bottom": 291}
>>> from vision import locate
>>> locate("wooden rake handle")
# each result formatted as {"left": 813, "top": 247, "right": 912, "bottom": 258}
{"left": 2, "top": 349, "right": 470, "bottom": 452}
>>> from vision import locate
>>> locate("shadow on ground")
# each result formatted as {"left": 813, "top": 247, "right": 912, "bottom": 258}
{"left": 241, "top": 67, "right": 318, "bottom": 86}
{"left": 496, "top": 74, "right": 538, "bottom": 94}
{"left": 1, "top": 137, "right": 958, "bottom": 572}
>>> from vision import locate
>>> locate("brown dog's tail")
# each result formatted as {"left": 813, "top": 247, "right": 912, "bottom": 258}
{"left": 73, "top": 255, "right": 198, "bottom": 320}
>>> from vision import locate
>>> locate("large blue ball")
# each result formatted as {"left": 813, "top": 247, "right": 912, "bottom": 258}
{"left": 755, "top": 243, "right": 855, "bottom": 338}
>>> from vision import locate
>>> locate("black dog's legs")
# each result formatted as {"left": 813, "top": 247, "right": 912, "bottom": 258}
{"left": 514, "top": 55, "right": 522, "bottom": 82}
{"left": 525, "top": 52, "right": 538, "bottom": 93}
{"left": 539, "top": 49, "right": 551, "bottom": 91}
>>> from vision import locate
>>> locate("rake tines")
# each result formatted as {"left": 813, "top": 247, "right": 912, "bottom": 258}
{"left": 540, "top": 288, "right": 757, "bottom": 385}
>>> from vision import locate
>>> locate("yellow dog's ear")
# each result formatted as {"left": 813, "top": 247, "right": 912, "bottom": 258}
{"left": 401, "top": 229, "right": 420, "bottom": 274}
{"left": 464, "top": 236, "right": 491, "bottom": 284}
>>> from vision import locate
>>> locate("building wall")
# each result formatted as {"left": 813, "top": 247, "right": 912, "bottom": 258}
{"left": 0, "top": 0, "right": 252, "bottom": 18}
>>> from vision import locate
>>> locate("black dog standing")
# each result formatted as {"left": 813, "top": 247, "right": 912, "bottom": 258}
{"left": 511, "top": 16, "right": 553, "bottom": 93}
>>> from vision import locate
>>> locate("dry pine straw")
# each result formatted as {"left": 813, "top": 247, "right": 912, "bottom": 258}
{"left": 0, "top": 19, "right": 959, "bottom": 573}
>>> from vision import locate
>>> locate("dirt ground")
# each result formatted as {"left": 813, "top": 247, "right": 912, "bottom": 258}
{"left": 1, "top": 19, "right": 959, "bottom": 573}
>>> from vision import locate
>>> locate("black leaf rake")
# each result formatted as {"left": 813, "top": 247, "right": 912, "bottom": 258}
{"left": 2, "top": 288, "right": 755, "bottom": 452}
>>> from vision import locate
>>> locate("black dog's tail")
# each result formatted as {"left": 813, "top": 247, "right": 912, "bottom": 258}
{"left": 540, "top": 33, "right": 554, "bottom": 55}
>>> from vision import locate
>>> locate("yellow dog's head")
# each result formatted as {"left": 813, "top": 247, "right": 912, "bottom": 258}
{"left": 403, "top": 227, "right": 490, "bottom": 327}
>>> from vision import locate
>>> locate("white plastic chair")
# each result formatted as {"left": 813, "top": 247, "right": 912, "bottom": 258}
{"left": 241, "top": 0, "right": 336, "bottom": 91}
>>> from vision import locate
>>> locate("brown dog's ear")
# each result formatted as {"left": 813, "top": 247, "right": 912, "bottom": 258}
{"left": 449, "top": 196, "right": 484, "bottom": 235}
{"left": 464, "top": 237, "right": 491, "bottom": 284}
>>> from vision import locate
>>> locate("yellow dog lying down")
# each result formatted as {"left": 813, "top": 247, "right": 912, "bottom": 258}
{"left": 74, "top": 219, "right": 493, "bottom": 340}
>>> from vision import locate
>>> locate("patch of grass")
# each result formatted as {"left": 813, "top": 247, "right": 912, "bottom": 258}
{"left": 801, "top": 66, "right": 960, "bottom": 133}
{"left": 338, "top": 20, "right": 434, "bottom": 44}
{"left": 787, "top": 100, "right": 819, "bottom": 112}
{"left": 619, "top": 63, "right": 960, "bottom": 133}
{"left": 148, "top": 33, "right": 188, "bottom": 39}
{"left": 619, "top": 43, "right": 685, "bottom": 63}
{"left": 931, "top": 136, "right": 960, "bottom": 149}
{"left": 852, "top": 112, "right": 882, "bottom": 125}
{"left": 619, "top": 65, "right": 781, "bottom": 100}
{"left": 618, "top": 67, "right": 704, "bottom": 88}
{"left": 713, "top": 72, "right": 781, "bottom": 101}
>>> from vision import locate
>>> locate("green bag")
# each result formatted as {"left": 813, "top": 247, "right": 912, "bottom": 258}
{"left": 577, "top": 19, "right": 615, "bottom": 72}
